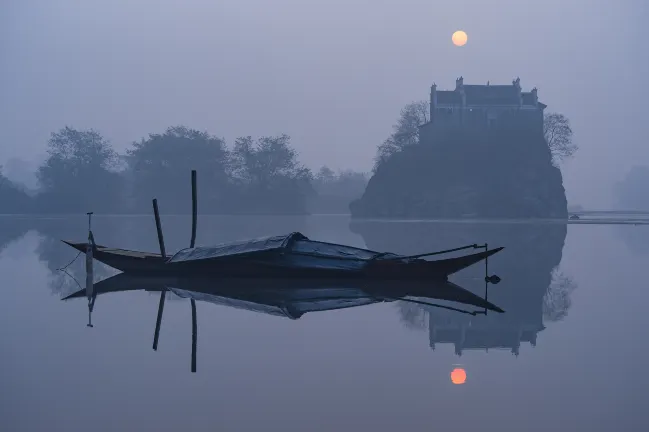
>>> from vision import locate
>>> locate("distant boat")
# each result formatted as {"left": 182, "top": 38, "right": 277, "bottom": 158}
{"left": 569, "top": 214, "right": 580, "bottom": 220}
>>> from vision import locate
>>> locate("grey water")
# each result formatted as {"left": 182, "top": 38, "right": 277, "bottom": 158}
{"left": 1, "top": 215, "right": 648, "bottom": 431}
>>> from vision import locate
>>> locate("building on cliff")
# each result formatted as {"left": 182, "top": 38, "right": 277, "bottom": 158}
{"left": 419, "top": 77, "right": 547, "bottom": 144}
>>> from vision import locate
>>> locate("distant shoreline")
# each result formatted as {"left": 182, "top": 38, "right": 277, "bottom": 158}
{"left": 0, "top": 212, "right": 351, "bottom": 217}
{"left": 2, "top": 213, "right": 648, "bottom": 225}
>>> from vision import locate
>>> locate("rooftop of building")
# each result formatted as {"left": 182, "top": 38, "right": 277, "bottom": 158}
{"left": 433, "top": 77, "right": 546, "bottom": 108}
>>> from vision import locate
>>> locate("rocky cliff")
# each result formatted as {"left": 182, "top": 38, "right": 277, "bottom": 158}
{"left": 351, "top": 128, "right": 568, "bottom": 219}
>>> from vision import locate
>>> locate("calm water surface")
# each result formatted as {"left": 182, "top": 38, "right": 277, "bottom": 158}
{"left": 1, "top": 215, "right": 648, "bottom": 431}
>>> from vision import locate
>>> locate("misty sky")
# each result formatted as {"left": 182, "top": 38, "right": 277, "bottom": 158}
{"left": 1, "top": 0, "right": 648, "bottom": 207}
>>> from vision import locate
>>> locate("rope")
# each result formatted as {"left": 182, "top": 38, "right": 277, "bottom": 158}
{"left": 387, "top": 296, "right": 485, "bottom": 316}
{"left": 55, "top": 251, "right": 84, "bottom": 294}
{"left": 56, "top": 268, "right": 83, "bottom": 293}
{"left": 379, "top": 243, "right": 484, "bottom": 261}
{"left": 56, "top": 251, "right": 82, "bottom": 271}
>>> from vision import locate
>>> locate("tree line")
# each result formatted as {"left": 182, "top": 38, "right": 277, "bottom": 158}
{"left": 0, "top": 126, "right": 368, "bottom": 215}
{"left": 1, "top": 102, "right": 576, "bottom": 215}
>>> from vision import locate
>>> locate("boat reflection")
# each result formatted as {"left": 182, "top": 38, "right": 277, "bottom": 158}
{"left": 62, "top": 273, "right": 503, "bottom": 372}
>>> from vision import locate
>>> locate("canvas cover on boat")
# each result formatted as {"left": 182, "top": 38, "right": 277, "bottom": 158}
{"left": 168, "top": 287, "right": 385, "bottom": 319}
{"left": 169, "top": 288, "right": 298, "bottom": 318}
{"left": 167, "top": 232, "right": 307, "bottom": 263}
{"left": 290, "top": 239, "right": 400, "bottom": 260}
{"left": 166, "top": 232, "right": 402, "bottom": 266}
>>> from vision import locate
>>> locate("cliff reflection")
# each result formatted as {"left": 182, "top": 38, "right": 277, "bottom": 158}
{"left": 351, "top": 220, "right": 574, "bottom": 356}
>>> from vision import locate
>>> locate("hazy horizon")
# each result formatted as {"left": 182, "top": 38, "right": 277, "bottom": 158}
{"left": 2, "top": 0, "right": 648, "bottom": 207}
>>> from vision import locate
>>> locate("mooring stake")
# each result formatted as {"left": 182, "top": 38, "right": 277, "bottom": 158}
{"left": 190, "top": 170, "right": 197, "bottom": 249}
{"left": 484, "top": 243, "right": 488, "bottom": 315}
{"left": 191, "top": 296, "right": 197, "bottom": 373}
{"left": 86, "top": 212, "right": 94, "bottom": 327}
{"left": 190, "top": 170, "right": 198, "bottom": 373}
{"left": 152, "top": 198, "right": 167, "bottom": 351}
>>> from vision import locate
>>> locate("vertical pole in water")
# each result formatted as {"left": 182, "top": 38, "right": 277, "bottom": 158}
{"left": 190, "top": 170, "right": 198, "bottom": 373}
{"left": 86, "top": 212, "right": 95, "bottom": 327}
{"left": 152, "top": 199, "right": 167, "bottom": 351}
{"left": 190, "top": 170, "right": 197, "bottom": 249}
{"left": 484, "top": 243, "right": 489, "bottom": 316}
{"left": 191, "top": 296, "right": 197, "bottom": 373}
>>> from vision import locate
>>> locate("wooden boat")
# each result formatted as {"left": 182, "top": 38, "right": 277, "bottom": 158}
{"left": 62, "top": 232, "right": 503, "bottom": 281}
{"left": 61, "top": 170, "right": 505, "bottom": 373}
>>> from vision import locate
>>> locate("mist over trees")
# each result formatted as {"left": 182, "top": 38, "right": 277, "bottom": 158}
{"left": 0, "top": 100, "right": 577, "bottom": 216}
{"left": 0, "top": 165, "right": 32, "bottom": 213}
{"left": 310, "top": 166, "right": 369, "bottom": 213}
{"left": 0, "top": 126, "right": 366, "bottom": 215}
{"left": 614, "top": 165, "right": 649, "bottom": 210}
{"left": 35, "top": 127, "right": 123, "bottom": 213}
{"left": 126, "top": 126, "right": 231, "bottom": 213}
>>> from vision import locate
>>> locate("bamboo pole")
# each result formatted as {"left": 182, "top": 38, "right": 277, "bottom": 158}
{"left": 153, "top": 199, "right": 166, "bottom": 258}
{"left": 190, "top": 170, "right": 197, "bottom": 248}
{"left": 152, "top": 198, "right": 166, "bottom": 351}
{"left": 190, "top": 170, "right": 198, "bottom": 373}
{"left": 191, "top": 298, "right": 197, "bottom": 373}
{"left": 86, "top": 212, "right": 94, "bottom": 328}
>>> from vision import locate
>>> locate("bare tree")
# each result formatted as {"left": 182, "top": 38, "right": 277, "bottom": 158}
{"left": 544, "top": 112, "right": 577, "bottom": 164}
{"left": 543, "top": 268, "right": 578, "bottom": 322}
{"left": 396, "top": 301, "right": 429, "bottom": 331}
{"left": 374, "top": 100, "right": 429, "bottom": 171}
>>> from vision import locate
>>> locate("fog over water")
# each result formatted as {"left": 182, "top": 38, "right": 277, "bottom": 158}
{"left": 2, "top": 0, "right": 649, "bottom": 206}
{"left": 0, "top": 216, "right": 648, "bottom": 431}
{"left": 2, "top": 1, "right": 649, "bottom": 430}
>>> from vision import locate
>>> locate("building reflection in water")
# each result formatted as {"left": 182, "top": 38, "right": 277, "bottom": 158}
{"left": 427, "top": 305, "right": 541, "bottom": 356}
{"left": 351, "top": 220, "right": 575, "bottom": 356}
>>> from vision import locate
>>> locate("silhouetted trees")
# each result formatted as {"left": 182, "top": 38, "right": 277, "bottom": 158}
{"left": 543, "top": 112, "right": 577, "bottom": 165}
{"left": 313, "top": 168, "right": 368, "bottom": 197}
{"left": 15, "top": 126, "right": 327, "bottom": 215}
{"left": 374, "top": 101, "right": 429, "bottom": 170}
{"left": 310, "top": 166, "right": 369, "bottom": 213}
{"left": 35, "top": 127, "right": 123, "bottom": 213}
{"left": 231, "top": 135, "right": 314, "bottom": 214}
{"left": 12, "top": 121, "right": 368, "bottom": 215}
{"left": 126, "top": 126, "right": 231, "bottom": 213}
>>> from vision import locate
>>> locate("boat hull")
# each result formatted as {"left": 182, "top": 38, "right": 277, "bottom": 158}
{"left": 62, "top": 240, "right": 503, "bottom": 280}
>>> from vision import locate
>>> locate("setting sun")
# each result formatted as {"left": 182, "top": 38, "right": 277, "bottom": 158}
{"left": 450, "top": 367, "right": 467, "bottom": 385}
{"left": 452, "top": 30, "right": 468, "bottom": 47}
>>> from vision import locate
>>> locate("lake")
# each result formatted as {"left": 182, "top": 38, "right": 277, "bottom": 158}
{"left": 1, "top": 214, "right": 648, "bottom": 431}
